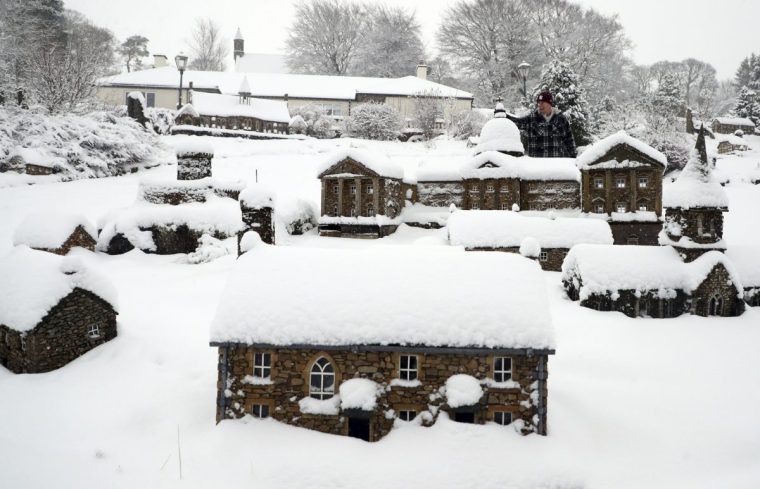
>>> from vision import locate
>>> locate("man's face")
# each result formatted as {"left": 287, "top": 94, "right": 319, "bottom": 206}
{"left": 537, "top": 101, "right": 552, "bottom": 115}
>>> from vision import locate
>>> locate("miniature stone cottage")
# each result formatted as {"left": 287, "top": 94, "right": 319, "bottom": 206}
{"left": 13, "top": 212, "right": 97, "bottom": 255}
{"left": 0, "top": 246, "right": 118, "bottom": 373}
{"left": 317, "top": 148, "right": 404, "bottom": 238}
{"left": 711, "top": 116, "right": 755, "bottom": 135}
{"left": 210, "top": 244, "right": 555, "bottom": 441}
{"left": 447, "top": 210, "right": 613, "bottom": 271}
{"left": 576, "top": 131, "right": 666, "bottom": 245}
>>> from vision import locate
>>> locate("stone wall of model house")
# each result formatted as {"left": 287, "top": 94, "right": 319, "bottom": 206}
{"left": 175, "top": 113, "right": 288, "bottom": 134}
{"left": 467, "top": 246, "right": 569, "bottom": 271}
{"left": 0, "top": 289, "right": 117, "bottom": 374}
{"left": 460, "top": 179, "right": 579, "bottom": 211}
{"left": 216, "top": 346, "right": 549, "bottom": 440}
{"left": 582, "top": 167, "right": 662, "bottom": 214}
{"left": 416, "top": 182, "right": 464, "bottom": 207}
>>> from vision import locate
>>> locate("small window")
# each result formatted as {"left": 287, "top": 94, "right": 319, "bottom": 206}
{"left": 708, "top": 295, "right": 724, "bottom": 316}
{"left": 638, "top": 177, "right": 648, "bottom": 188}
{"left": 350, "top": 184, "right": 356, "bottom": 195}
{"left": 252, "top": 404, "right": 269, "bottom": 419}
{"left": 470, "top": 202, "right": 480, "bottom": 210}
{"left": 627, "top": 235, "right": 639, "bottom": 245}
{"left": 638, "top": 202, "right": 649, "bottom": 211}
{"left": 87, "top": 324, "right": 101, "bottom": 339}
{"left": 697, "top": 214, "right": 704, "bottom": 236}
{"left": 594, "top": 202, "right": 605, "bottom": 214}
{"left": 399, "top": 354, "right": 418, "bottom": 381}
{"left": 469, "top": 184, "right": 478, "bottom": 193}
{"left": 332, "top": 184, "right": 339, "bottom": 194}
{"left": 493, "top": 411, "right": 512, "bottom": 425}
{"left": 20, "top": 335, "right": 26, "bottom": 352}
{"left": 309, "top": 357, "right": 335, "bottom": 400}
{"left": 366, "top": 183, "right": 373, "bottom": 195}
{"left": 501, "top": 203, "right": 509, "bottom": 210}
{"left": 594, "top": 178, "right": 604, "bottom": 189}
{"left": 350, "top": 207, "right": 357, "bottom": 217}
{"left": 366, "top": 204, "right": 374, "bottom": 217}
{"left": 539, "top": 251, "right": 548, "bottom": 262}
{"left": 616, "top": 202, "right": 627, "bottom": 213}
{"left": 615, "top": 177, "right": 626, "bottom": 188}
{"left": 486, "top": 184, "right": 495, "bottom": 193}
{"left": 493, "top": 357, "right": 512, "bottom": 383}
{"left": 399, "top": 410, "right": 416, "bottom": 421}
{"left": 253, "top": 352, "right": 271, "bottom": 379}
{"left": 332, "top": 204, "right": 338, "bottom": 215}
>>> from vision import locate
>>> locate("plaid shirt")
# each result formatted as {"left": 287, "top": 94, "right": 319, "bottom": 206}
{"left": 507, "top": 110, "right": 577, "bottom": 158}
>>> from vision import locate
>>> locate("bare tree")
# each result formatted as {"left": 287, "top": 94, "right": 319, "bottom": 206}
{"left": 118, "top": 35, "right": 149, "bottom": 72}
{"left": 186, "top": 18, "right": 229, "bottom": 71}
{"left": 286, "top": 0, "right": 365, "bottom": 75}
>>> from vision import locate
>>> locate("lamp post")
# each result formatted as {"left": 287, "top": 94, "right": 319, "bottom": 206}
{"left": 517, "top": 61, "right": 531, "bottom": 99}
{"left": 175, "top": 52, "right": 188, "bottom": 109}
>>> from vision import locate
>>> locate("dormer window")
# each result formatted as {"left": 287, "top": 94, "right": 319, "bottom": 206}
{"left": 486, "top": 184, "right": 495, "bottom": 193}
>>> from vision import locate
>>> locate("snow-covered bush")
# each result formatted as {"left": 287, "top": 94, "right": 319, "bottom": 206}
{"left": 181, "top": 234, "right": 230, "bottom": 264}
{"left": 280, "top": 199, "right": 317, "bottom": 235}
{"left": 289, "top": 115, "right": 308, "bottom": 134}
{"left": 519, "top": 237, "right": 541, "bottom": 259}
{"left": 650, "top": 136, "right": 690, "bottom": 174}
{"left": 144, "top": 107, "right": 176, "bottom": 135}
{"left": 343, "top": 102, "right": 401, "bottom": 140}
{"left": 0, "top": 106, "right": 168, "bottom": 179}
{"left": 289, "top": 104, "right": 335, "bottom": 138}
{"left": 448, "top": 109, "right": 489, "bottom": 140}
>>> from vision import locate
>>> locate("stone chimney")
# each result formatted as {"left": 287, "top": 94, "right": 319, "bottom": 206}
{"left": 416, "top": 61, "right": 428, "bottom": 80}
{"left": 234, "top": 28, "right": 244, "bottom": 63}
{"left": 238, "top": 184, "right": 276, "bottom": 254}
{"left": 153, "top": 54, "right": 168, "bottom": 68}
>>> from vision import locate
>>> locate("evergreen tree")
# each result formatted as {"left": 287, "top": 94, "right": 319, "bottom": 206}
{"left": 532, "top": 60, "right": 592, "bottom": 145}
{"left": 731, "top": 86, "right": 760, "bottom": 126}
{"left": 118, "top": 35, "right": 149, "bottom": 72}
{"left": 652, "top": 73, "right": 683, "bottom": 118}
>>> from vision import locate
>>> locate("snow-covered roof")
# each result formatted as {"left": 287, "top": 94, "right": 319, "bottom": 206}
{"left": 725, "top": 246, "right": 760, "bottom": 287}
{"left": 13, "top": 213, "right": 96, "bottom": 250}
{"left": 317, "top": 148, "right": 403, "bottom": 179}
{"left": 188, "top": 91, "right": 290, "bottom": 123}
{"left": 713, "top": 117, "right": 755, "bottom": 127}
{"left": 238, "top": 76, "right": 251, "bottom": 94}
{"left": 99, "top": 66, "right": 473, "bottom": 100}
{"left": 448, "top": 211, "right": 612, "bottom": 249}
{"left": 210, "top": 245, "right": 555, "bottom": 350}
{"left": 0, "top": 246, "right": 118, "bottom": 332}
{"left": 663, "top": 136, "right": 728, "bottom": 209}
{"left": 561, "top": 245, "right": 742, "bottom": 300}
{"left": 577, "top": 131, "right": 667, "bottom": 169}
{"left": 339, "top": 378, "right": 381, "bottom": 411}
{"left": 460, "top": 152, "right": 580, "bottom": 181}
{"left": 174, "top": 138, "right": 213, "bottom": 157}
{"left": 239, "top": 183, "right": 276, "bottom": 209}
{"left": 235, "top": 53, "right": 289, "bottom": 74}
{"left": 473, "top": 117, "right": 524, "bottom": 155}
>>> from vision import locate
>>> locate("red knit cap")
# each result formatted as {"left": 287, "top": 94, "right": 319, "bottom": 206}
{"left": 537, "top": 91, "right": 554, "bottom": 106}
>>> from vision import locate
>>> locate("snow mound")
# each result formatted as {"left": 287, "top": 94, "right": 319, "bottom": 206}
{"left": 13, "top": 212, "right": 96, "bottom": 249}
{"left": 316, "top": 147, "right": 403, "bottom": 179}
{"left": 339, "top": 378, "right": 381, "bottom": 411}
{"left": 239, "top": 183, "right": 276, "bottom": 209}
{"left": 520, "top": 237, "right": 541, "bottom": 258}
{"left": 445, "top": 374, "right": 483, "bottom": 408}
{"left": 180, "top": 235, "right": 230, "bottom": 264}
{"left": 211, "top": 246, "right": 555, "bottom": 349}
{"left": 461, "top": 152, "right": 579, "bottom": 181}
{"left": 239, "top": 231, "right": 264, "bottom": 253}
{"left": 725, "top": 246, "right": 760, "bottom": 287}
{"left": 174, "top": 139, "right": 214, "bottom": 157}
{"left": 577, "top": 131, "right": 667, "bottom": 169}
{"left": 474, "top": 117, "right": 524, "bottom": 155}
{"left": 298, "top": 396, "right": 340, "bottom": 415}
{"left": 0, "top": 246, "right": 118, "bottom": 332}
{"left": 448, "top": 211, "right": 612, "bottom": 249}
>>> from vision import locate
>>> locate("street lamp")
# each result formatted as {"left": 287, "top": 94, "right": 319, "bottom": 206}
{"left": 175, "top": 52, "right": 188, "bottom": 109}
{"left": 517, "top": 61, "right": 531, "bottom": 99}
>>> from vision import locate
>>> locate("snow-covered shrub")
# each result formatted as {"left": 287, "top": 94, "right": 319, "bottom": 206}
{"left": 343, "top": 102, "right": 401, "bottom": 140}
{"left": 289, "top": 115, "right": 307, "bottom": 134}
{"left": 734, "top": 129, "right": 745, "bottom": 138}
{"left": 519, "top": 237, "right": 541, "bottom": 259}
{"left": 0, "top": 106, "right": 168, "bottom": 179}
{"left": 181, "top": 234, "right": 230, "bottom": 264}
{"left": 144, "top": 107, "right": 176, "bottom": 135}
{"left": 650, "top": 136, "right": 690, "bottom": 174}
{"left": 448, "top": 109, "right": 488, "bottom": 139}
{"left": 280, "top": 199, "right": 317, "bottom": 235}
{"left": 289, "top": 104, "right": 335, "bottom": 138}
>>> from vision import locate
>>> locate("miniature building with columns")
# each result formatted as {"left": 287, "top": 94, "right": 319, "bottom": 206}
{"left": 210, "top": 244, "right": 555, "bottom": 441}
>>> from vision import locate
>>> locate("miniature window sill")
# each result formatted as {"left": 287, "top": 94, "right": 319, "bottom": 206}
{"left": 482, "top": 378, "right": 520, "bottom": 390}
{"left": 242, "top": 375, "right": 274, "bottom": 386}
{"left": 389, "top": 379, "right": 422, "bottom": 388}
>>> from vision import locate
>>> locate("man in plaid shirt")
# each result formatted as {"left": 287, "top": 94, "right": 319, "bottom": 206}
{"left": 506, "top": 91, "right": 577, "bottom": 158}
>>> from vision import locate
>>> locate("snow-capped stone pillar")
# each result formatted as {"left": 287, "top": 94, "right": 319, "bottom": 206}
{"left": 372, "top": 177, "right": 380, "bottom": 215}
{"left": 176, "top": 142, "right": 214, "bottom": 181}
{"left": 238, "top": 184, "right": 276, "bottom": 254}
{"left": 337, "top": 179, "right": 344, "bottom": 216}
{"left": 354, "top": 177, "right": 362, "bottom": 216}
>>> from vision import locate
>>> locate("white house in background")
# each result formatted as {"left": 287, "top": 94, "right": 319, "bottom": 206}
{"left": 96, "top": 60, "right": 473, "bottom": 121}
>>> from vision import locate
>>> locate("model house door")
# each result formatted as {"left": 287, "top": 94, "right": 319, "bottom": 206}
{"left": 347, "top": 417, "right": 370, "bottom": 441}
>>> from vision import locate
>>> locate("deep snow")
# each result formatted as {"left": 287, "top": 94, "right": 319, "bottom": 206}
{"left": 0, "top": 135, "right": 759, "bottom": 489}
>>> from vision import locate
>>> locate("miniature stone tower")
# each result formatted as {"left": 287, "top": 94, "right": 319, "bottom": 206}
{"left": 661, "top": 126, "right": 728, "bottom": 262}
{"left": 233, "top": 28, "right": 244, "bottom": 63}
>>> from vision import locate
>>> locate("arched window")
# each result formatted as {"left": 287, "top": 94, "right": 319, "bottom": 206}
{"left": 309, "top": 357, "right": 335, "bottom": 399}
{"left": 708, "top": 295, "right": 724, "bottom": 316}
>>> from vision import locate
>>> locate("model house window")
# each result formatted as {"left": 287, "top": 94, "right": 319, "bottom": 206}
{"left": 20, "top": 335, "right": 26, "bottom": 352}
{"left": 366, "top": 204, "right": 374, "bottom": 217}
{"left": 350, "top": 207, "right": 357, "bottom": 217}
{"left": 593, "top": 201, "right": 605, "bottom": 214}
{"left": 493, "top": 411, "right": 512, "bottom": 425}
{"left": 399, "top": 410, "right": 417, "bottom": 421}
{"left": 697, "top": 214, "right": 704, "bottom": 235}
{"left": 332, "top": 184, "right": 339, "bottom": 194}
{"left": 539, "top": 251, "right": 548, "bottom": 262}
{"left": 87, "top": 324, "right": 101, "bottom": 339}
{"left": 493, "top": 357, "right": 512, "bottom": 382}
{"left": 471, "top": 202, "right": 480, "bottom": 210}
{"left": 309, "top": 357, "right": 335, "bottom": 399}
{"left": 594, "top": 178, "right": 604, "bottom": 189}
{"left": 349, "top": 184, "right": 356, "bottom": 195}
{"left": 615, "top": 177, "right": 626, "bottom": 188}
{"left": 332, "top": 204, "right": 338, "bottom": 215}
{"left": 501, "top": 203, "right": 509, "bottom": 210}
{"left": 366, "top": 183, "right": 373, "bottom": 195}
{"left": 253, "top": 352, "right": 271, "bottom": 379}
{"left": 252, "top": 404, "right": 269, "bottom": 419}
{"left": 638, "top": 202, "right": 649, "bottom": 211}
{"left": 627, "top": 235, "right": 639, "bottom": 245}
{"left": 470, "top": 184, "right": 478, "bottom": 193}
{"left": 708, "top": 295, "right": 724, "bottom": 316}
{"left": 616, "top": 202, "right": 627, "bottom": 213}
{"left": 486, "top": 184, "right": 495, "bottom": 193}
{"left": 638, "top": 177, "right": 649, "bottom": 188}
{"left": 399, "top": 354, "right": 418, "bottom": 381}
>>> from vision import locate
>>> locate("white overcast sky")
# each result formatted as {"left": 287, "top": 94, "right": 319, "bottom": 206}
{"left": 66, "top": 0, "right": 759, "bottom": 80}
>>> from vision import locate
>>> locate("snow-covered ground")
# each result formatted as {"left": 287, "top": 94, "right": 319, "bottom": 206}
{"left": 1, "top": 135, "right": 759, "bottom": 489}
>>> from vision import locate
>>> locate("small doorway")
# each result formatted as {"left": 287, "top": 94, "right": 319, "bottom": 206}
{"left": 454, "top": 412, "right": 475, "bottom": 424}
{"left": 347, "top": 417, "right": 371, "bottom": 441}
